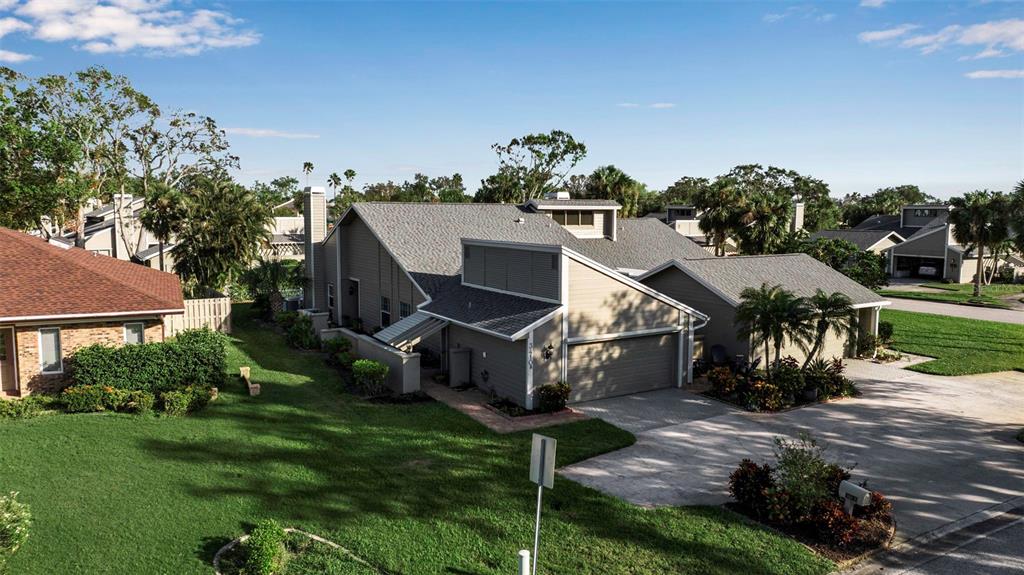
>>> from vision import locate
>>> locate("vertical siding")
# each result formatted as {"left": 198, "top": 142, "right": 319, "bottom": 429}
{"left": 448, "top": 325, "right": 527, "bottom": 405}
{"left": 568, "top": 260, "right": 680, "bottom": 338}
{"left": 642, "top": 268, "right": 749, "bottom": 360}
{"left": 464, "top": 245, "right": 485, "bottom": 285}
{"left": 505, "top": 248, "right": 532, "bottom": 294}
{"left": 530, "top": 252, "right": 559, "bottom": 300}
{"left": 892, "top": 228, "right": 948, "bottom": 258}
{"left": 463, "top": 245, "right": 560, "bottom": 301}
{"left": 484, "top": 248, "right": 508, "bottom": 289}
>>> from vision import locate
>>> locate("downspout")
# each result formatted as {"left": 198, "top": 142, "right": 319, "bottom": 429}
{"left": 687, "top": 314, "right": 710, "bottom": 385}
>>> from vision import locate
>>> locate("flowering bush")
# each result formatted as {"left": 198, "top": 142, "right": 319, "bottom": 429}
{"left": 744, "top": 377, "right": 783, "bottom": 412}
{"left": 771, "top": 357, "right": 804, "bottom": 398}
{"left": 810, "top": 500, "right": 861, "bottom": 547}
{"left": 708, "top": 366, "right": 738, "bottom": 396}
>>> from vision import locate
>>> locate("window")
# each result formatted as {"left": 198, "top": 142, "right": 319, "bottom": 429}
{"left": 913, "top": 208, "right": 937, "bottom": 218}
{"left": 38, "top": 328, "right": 62, "bottom": 373}
{"left": 124, "top": 322, "right": 145, "bottom": 345}
{"left": 327, "top": 283, "right": 335, "bottom": 310}
{"left": 380, "top": 296, "right": 391, "bottom": 327}
{"left": 400, "top": 302, "right": 411, "bottom": 319}
{"left": 552, "top": 211, "right": 566, "bottom": 225}
{"left": 580, "top": 211, "right": 594, "bottom": 226}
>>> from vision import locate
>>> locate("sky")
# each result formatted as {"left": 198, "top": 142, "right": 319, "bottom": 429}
{"left": 0, "top": 0, "right": 1022, "bottom": 200}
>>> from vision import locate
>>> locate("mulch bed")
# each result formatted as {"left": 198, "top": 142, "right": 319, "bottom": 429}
{"left": 702, "top": 390, "right": 861, "bottom": 414}
{"left": 486, "top": 398, "right": 568, "bottom": 419}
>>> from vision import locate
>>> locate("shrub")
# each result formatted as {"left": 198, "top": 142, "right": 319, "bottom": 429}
{"left": 60, "top": 385, "right": 108, "bottom": 413}
{"left": 335, "top": 351, "right": 355, "bottom": 370}
{"left": 322, "top": 337, "right": 352, "bottom": 355}
{"left": 877, "top": 321, "right": 894, "bottom": 344}
{"left": 857, "top": 333, "right": 877, "bottom": 358}
{"left": 274, "top": 311, "right": 298, "bottom": 330}
{"left": 744, "top": 377, "right": 783, "bottom": 412}
{"left": 764, "top": 486, "right": 794, "bottom": 525}
{"left": 708, "top": 366, "right": 738, "bottom": 396}
{"left": 728, "top": 459, "right": 775, "bottom": 515}
{"left": 69, "top": 328, "right": 226, "bottom": 394}
{"left": 121, "top": 390, "right": 155, "bottom": 414}
{"left": 810, "top": 500, "right": 861, "bottom": 547}
{"left": 160, "top": 390, "right": 191, "bottom": 417}
{"left": 823, "top": 463, "right": 852, "bottom": 498}
{"left": 352, "top": 359, "right": 389, "bottom": 396}
{"left": 857, "top": 491, "right": 893, "bottom": 522}
{"left": 243, "top": 519, "right": 286, "bottom": 575}
{"left": 772, "top": 434, "right": 832, "bottom": 520}
{"left": 771, "top": 357, "right": 804, "bottom": 398}
{"left": 0, "top": 492, "right": 30, "bottom": 569}
{"left": 286, "top": 315, "right": 319, "bottom": 350}
{"left": 0, "top": 395, "right": 57, "bottom": 419}
{"left": 535, "top": 382, "right": 570, "bottom": 413}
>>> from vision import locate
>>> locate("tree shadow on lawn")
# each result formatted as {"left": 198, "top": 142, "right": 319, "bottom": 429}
{"left": 142, "top": 330, "right": 820, "bottom": 574}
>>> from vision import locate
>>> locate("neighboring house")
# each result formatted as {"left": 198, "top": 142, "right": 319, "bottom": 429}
{"left": 0, "top": 227, "right": 184, "bottom": 397}
{"left": 262, "top": 199, "right": 306, "bottom": 261}
{"left": 809, "top": 229, "right": 905, "bottom": 254}
{"left": 302, "top": 187, "right": 885, "bottom": 407}
{"left": 640, "top": 254, "right": 889, "bottom": 365}
{"left": 646, "top": 202, "right": 805, "bottom": 253}
{"left": 62, "top": 196, "right": 177, "bottom": 272}
{"left": 848, "top": 204, "right": 1022, "bottom": 282}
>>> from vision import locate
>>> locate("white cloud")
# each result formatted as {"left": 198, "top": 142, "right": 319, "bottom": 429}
{"left": 879, "top": 18, "right": 1024, "bottom": 55}
{"left": 648, "top": 103, "right": 676, "bottom": 109}
{"left": 901, "top": 25, "right": 962, "bottom": 54}
{"left": 0, "top": 17, "right": 31, "bottom": 38}
{"left": 0, "top": 49, "right": 34, "bottom": 63}
{"left": 958, "top": 47, "right": 1006, "bottom": 60}
{"left": 858, "top": 24, "right": 919, "bottom": 43}
{"left": 9, "top": 0, "right": 259, "bottom": 56}
{"left": 616, "top": 102, "right": 640, "bottom": 108}
{"left": 763, "top": 5, "right": 836, "bottom": 24}
{"left": 964, "top": 69, "right": 1024, "bottom": 79}
{"left": 0, "top": 0, "right": 17, "bottom": 9}
{"left": 763, "top": 13, "right": 785, "bottom": 24}
{"left": 860, "top": 0, "right": 888, "bottom": 7}
{"left": 223, "top": 128, "right": 320, "bottom": 140}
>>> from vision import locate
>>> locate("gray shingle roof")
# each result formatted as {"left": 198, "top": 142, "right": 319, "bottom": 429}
{"left": 852, "top": 212, "right": 949, "bottom": 241}
{"left": 810, "top": 229, "right": 902, "bottom": 250}
{"left": 574, "top": 218, "right": 709, "bottom": 270}
{"left": 420, "top": 281, "right": 560, "bottom": 337}
{"left": 672, "top": 253, "right": 887, "bottom": 307}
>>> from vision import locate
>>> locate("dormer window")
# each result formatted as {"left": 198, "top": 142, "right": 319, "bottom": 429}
{"left": 551, "top": 210, "right": 595, "bottom": 226}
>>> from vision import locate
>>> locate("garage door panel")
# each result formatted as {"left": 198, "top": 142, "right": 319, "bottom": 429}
{"left": 568, "top": 334, "right": 676, "bottom": 402}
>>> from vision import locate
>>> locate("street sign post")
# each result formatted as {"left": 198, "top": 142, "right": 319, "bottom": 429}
{"left": 528, "top": 434, "right": 556, "bottom": 575}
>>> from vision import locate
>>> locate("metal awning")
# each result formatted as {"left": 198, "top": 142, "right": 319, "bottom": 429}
{"left": 372, "top": 311, "right": 448, "bottom": 351}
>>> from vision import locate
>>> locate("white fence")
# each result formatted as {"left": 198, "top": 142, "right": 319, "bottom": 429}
{"left": 164, "top": 296, "right": 232, "bottom": 336}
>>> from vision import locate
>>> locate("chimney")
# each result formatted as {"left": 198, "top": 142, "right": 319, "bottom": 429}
{"left": 303, "top": 186, "right": 326, "bottom": 309}
{"left": 790, "top": 202, "right": 805, "bottom": 233}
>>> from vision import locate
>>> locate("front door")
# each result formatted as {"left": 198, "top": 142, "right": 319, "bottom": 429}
{"left": 0, "top": 328, "right": 17, "bottom": 393}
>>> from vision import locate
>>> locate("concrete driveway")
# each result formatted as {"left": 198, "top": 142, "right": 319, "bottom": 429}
{"left": 561, "top": 360, "right": 1024, "bottom": 542}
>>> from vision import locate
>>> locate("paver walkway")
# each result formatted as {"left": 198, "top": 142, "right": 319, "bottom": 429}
{"left": 422, "top": 381, "right": 588, "bottom": 433}
{"left": 562, "top": 360, "right": 1024, "bottom": 542}
{"left": 887, "top": 298, "right": 1024, "bottom": 324}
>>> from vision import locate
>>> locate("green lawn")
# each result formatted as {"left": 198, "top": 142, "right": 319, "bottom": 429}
{"left": 877, "top": 282, "right": 1024, "bottom": 309}
{"left": 882, "top": 309, "right": 1024, "bottom": 375}
{"left": 0, "top": 305, "right": 831, "bottom": 575}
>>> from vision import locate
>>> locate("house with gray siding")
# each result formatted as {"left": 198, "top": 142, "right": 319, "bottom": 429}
{"left": 301, "top": 188, "right": 888, "bottom": 408}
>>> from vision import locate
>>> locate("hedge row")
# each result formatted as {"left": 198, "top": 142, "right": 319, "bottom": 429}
{"left": 69, "top": 328, "right": 227, "bottom": 393}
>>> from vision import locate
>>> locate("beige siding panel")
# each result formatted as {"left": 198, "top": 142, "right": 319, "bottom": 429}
{"left": 568, "top": 260, "right": 679, "bottom": 338}
{"left": 567, "top": 334, "right": 676, "bottom": 402}
{"left": 448, "top": 325, "right": 527, "bottom": 405}
{"left": 642, "top": 267, "right": 749, "bottom": 360}
{"left": 891, "top": 229, "right": 947, "bottom": 258}
{"left": 870, "top": 237, "right": 899, "bottom": 254}
{"left": 531, "top": 313, "right": 564, "bottom": 388}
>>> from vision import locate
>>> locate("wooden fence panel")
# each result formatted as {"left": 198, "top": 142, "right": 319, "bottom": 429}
{"left": 165, "top": 297, "right": 232, "bottom": 336}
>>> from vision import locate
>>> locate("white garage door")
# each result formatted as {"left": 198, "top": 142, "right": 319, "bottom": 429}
{"left": 567, "top": 334, "right": 677, "bottom": 403}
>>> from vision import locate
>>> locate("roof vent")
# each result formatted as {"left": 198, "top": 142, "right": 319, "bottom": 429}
{"left": 543, "top": 190, "right": 571, "bottom": 201}
{"left": 514, "top": 217, "right": 525, "bottom": 224}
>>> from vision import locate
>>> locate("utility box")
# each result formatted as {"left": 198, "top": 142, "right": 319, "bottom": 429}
{"left": 449, "top": 347, "right": 472, "bottom": 387}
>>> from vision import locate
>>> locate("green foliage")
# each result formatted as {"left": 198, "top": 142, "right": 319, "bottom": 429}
{"left": 535, "top": 382, "right": 570, "bottom": 413}
{"left": 242, "top": 259, "right": 304, "bottom": 317}
{"left": 734, "top": 283, "right": 812, "bottom": 371}
{"left": 0, "top": 492, "right": 30, "bottom": 570}
{"left": 60, "top": 385, "right": 109, "bottom": 413}
{"left": 801, "top": 289, "right": 856, "bottom": 368}
{"left": 351, "top": 359, "right": 389, "bottom": 396}
{"left": 0, "top": 395, "right": 58, "bottom": 419}
{"left": 159, "top": 386, "right": 210, "bottom": 417}
{"left": 791, "top": 238, "right": 888, "bottom": 289}
{"left": 323, "top": 338, "right": 355, "bottom": 370}
{"left": 583, "top": 165, "right": 646, "bottom": 217}
{"left": 857, "top": 334, "right": 878, "bottom": 357}
{"left": 274, "top": 311, "right": 298, "bottom": 330}
{"left": 322, "top": 337, "right": 352, "bottom": 355}
{"left": 122, "top": 390, "right": 155, "bottom": 414}
{"left": 949, "top": 190, "right": 1012, "bottom": 298}
{"left": 743, "top": 377, "right": 784, "bottom": 412}
{"left": 476, "top": 130, "right": 587, "bottom": 203}
{"left": 364, "top": 172, "right": 469, "bottom": 203}
{"left": 809, "top": 500, "right": 861, "bottom": 547}
{"left": 285, "top": 315, "right": 319, "bottom": 350}
{"left": 877, "top": 321, "right": 894, "bottom": 344}
{"left": 69, "top": 328, "right": 226, "bottom": 394}
{"left": 840, "top": 185, "right": 934, "bottom": 227}
{"left": 771, "top": 357, "right": 804, "bottom": 398}
{"left": 242, "top": 519, "right": 286, "bottom": 575}
{"left": 772, "top": 434, "right": 835, "bottom": 519}
{"left": 707, "top": 366, "right": 738, "bottom": 396}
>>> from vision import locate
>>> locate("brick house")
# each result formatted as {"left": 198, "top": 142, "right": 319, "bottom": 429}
{"left": 0, "top": 227, "right": 184, "bottom": 396}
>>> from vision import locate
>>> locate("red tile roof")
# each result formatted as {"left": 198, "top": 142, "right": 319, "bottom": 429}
{"left": 0, "top": 227, "right": 184, "bottom": 321}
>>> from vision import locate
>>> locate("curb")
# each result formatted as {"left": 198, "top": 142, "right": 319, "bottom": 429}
{"left": 841, "top": 495, "right": 1024, "bottom": 574}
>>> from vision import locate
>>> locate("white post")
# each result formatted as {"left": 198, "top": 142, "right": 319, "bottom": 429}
{"left": 532, "top": 484, "right": 543, "bottom": 575}
{"left": 518, "top": 550, "right": 531, "bottom": 575}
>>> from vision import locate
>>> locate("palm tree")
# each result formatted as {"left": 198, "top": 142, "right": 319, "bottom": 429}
{"left": 1011, "top": 180, "right": 1024, "bottom": 255}
{"left": 327, "top": 172, "right": 343, "bottom": 200}
{"left": 949, "top": 191, "right": 1010, "bottom": 297}
{"left": 302, "top": 162, "right": 314, "bottom": 186}
{"left": 737, "top": 191, "right": 793, "bottom": 255}
{"left": 800, "top": 290, "right": 856, "bottom": 368}
{"left": 695, "top": 178, "right": 747, "bottom": 257}
{"left": 173, "top": 179, "right": 273, "bottom": 295}
{"left": 243, "top": 258, "right": 305, "bottom": 314}
{"left": 585, "top": 165, "right": 642, "bottom": 216}
{"left": 139, "top": 183, "right": 184, "bottom": 273}
{"left": 735, "top": 284, "right": 811, "bottom": 378}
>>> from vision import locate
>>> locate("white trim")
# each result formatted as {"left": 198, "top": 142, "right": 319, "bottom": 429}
{"left": 676, "top": 325, "right": 685, "bottom": 388}
{"left": 560, "top": 253, "right": 569, "bottom": 382}
{"left": 864, "top": 232, "right": 907, "bottom": 252}
{"left": 565, "top": 325, "right": 683, "bottom": 345}
{"left": 323, "top": 205, "right": 431, "bottom": 303}
{"left": 525, "top": 330, "right": 535, "bottom": 410}
{"left": 686, "top": 316, "right": 696, "bottom": 385}
{"left": 526, "top": 199, "right": 621, "bottom": 211}
{"left": 123, "top": 322, "right": 145, "bottom": 345}
{"left": 38, "top": 327, "right": 62, "bottom": 375}
{"left": 459, "top": 281, "right": 562, "bottom": 305}
{"left": 852, "top": 301, "right": 891, "bottom": 309}
{"left": 508, "top": 306, "right": 566, "bottom": 341}
{"left": 562, "top": 249, "right": 710, "bottom": 320}
{"left": 460, "top": 238, "right": 562, "bottom": 253}
{"left": 0, "top": 309, "right": 184, "bottom": 323}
